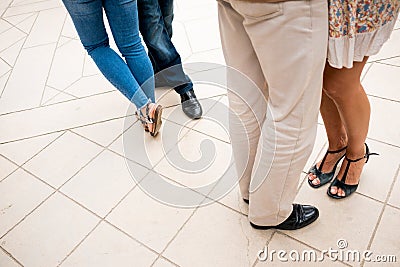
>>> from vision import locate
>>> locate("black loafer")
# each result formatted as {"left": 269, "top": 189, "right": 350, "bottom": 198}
{"left": 250, "top": 204, "right": 319, "bottom": 230}
{"left": 180, "top": 89, "right": 202, "bottom": 119}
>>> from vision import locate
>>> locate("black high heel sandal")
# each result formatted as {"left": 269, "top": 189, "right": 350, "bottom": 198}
{"left": 308, "top": 146, "right": 347, "bottom": 189}
{"left": 327, "top": 143, "right": 378, "bottom": 199}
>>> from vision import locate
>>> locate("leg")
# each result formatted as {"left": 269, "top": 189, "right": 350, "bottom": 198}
{"left": 138, "top": 0, "right": 202, "bottom": 119}
{"left": 103, "top": 0, "right": 155, "bottom": 102}
{"left": 308, "top": 80, "right": 348, "bottom": 186}
{"left": 323, "top": 57, "right": 370, "bottom": 197}
{"left": 62, "top": 0, "right": 150, "bottom": 109}
{"left": 137, "top": 0, "right": 190, "bottom": 94}
{"left": 159, "top": 0, "right": 174, "bottom": 38}
{"left": 218, "top": 0, "right": 268, "bottom": 201}
{"left": 239, "top": 0, "right": 328, "bottom": 225}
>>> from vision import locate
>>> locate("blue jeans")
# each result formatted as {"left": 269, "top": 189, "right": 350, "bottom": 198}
{"left": 62, "top": 0, "right": 155, "bottom": 109}
{"left": 137, "top": 0, "right": 193, "bottom": 95}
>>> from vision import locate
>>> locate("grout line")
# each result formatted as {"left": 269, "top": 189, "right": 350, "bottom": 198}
{"left": 360, "top": 62, "right": 374, "bottom": 82}
{"left": 375, "top": 61, "right": 400, "bottom": 68}
{"left": 2, "top": 6, "right": 63, "bottom": 19}
{"left": 39, "top": 12, "right": 67, "bottom": 106}
{"left": 360, "top": 164, "right": 400, "bottom": 267}
{"left": 0, "top": 130, "right": 65, "bottom": 184}
{"left": 0, "top": 27, "right": 26, "bottom": 55}
{"left": 9, "top": 0, "right": 52, "bottom": 8}
{"left": 0, "top": 11, "right": 39, "bottom": 98}
{"left": 6, "top": 12, "right": 37, "bottom": 35}
{"left": 149, "top": 197, "right": 209, "bottom": 267}
{"left": 0, "top": 89, "right": 117, "bottom": 117}
{"left": 0, "top": 70, "right": 12, "bottom": 98}
{"left": 45, "top": 84, "right": 79, "bottom": 98}
{"left": 0, "top": 246, "right": 24, "bottom": 267}
{"left": 273, "top": 232, "right": 353, "bottom": 267}
{"left": 367, "top": 93, "right": 400, "bottom": 104}
{"left": 0, "top": 111, "right": 135, "bottom": 145}
{"left": 251, "top": 231, "right": 277, "bottom": 267}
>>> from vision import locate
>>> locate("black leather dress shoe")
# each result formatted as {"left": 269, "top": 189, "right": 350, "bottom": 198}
{"left": 180, "top": 89, "right": 202, "bottom": 119}
{"left": 250, "top": 204, "right": 319, "bottom": 230}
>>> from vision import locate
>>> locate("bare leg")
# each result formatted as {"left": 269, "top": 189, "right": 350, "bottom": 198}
{"left": 323, "top": 57, "right": 370, "bottom": 197}
{"left": 308, "top": 87, "right": 348, "bottom": 186}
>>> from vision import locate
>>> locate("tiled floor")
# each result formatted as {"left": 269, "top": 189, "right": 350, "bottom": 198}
{"left": 0, "top": 0, "right": 399, "bottom": 266}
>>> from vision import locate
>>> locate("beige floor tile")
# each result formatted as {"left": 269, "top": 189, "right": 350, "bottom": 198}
{"left": 62, "top": 15, "right": 79, "bottom": 39}
{"left": 106, "top": 184, "right": 196, "bottom": 252}
{"left": 60, "top": 150, "right": 148, "bottom": 217}
{"left": 162, "top": 96, "right": 221, "bottom": 127}
{"left": 287, "top": 184, "right": 383, "bottom": 267}
{"left": 363, "top": 63, "right": 400, "bottom": 101}
{"left": 356, "top": 139, "right": 400, "bottom": 202}
{"left": 0, "top": 91, "right": 130, "bottom": 144}
{"left": 364, "top": 206, "right": 400, "bottom": 267}
{"left": 379, "top": 56, "right": 400, "bottom": 67}
{"left": 0, "top": 249, "right": 20, "bottom": 267}
{"left": 0, "top": 155, "right": 17, "bottom": 181}
{"left": 64, "top": 74, "right": 115, "bottom": 98}
{"left": 175, "top": 0, "right": 217, "bottom": 23}
{"left": 152, "top": 257, "right": 177, "bottom": 267}
{"left": 0, "top": 43, "right": 56, "bottom": 114}
{"left": 0, "top": 27, "right": 25, "bottom": 53}
{"left": 42, "top": 86, "right": 67, "bottom": 104}
{"left": 154, "top": 128, "right": 232, "bottom": 189}
{"left": 71, "top": 117, "right": 131, "bottom": 147}
{"left": 184, "top": 48, "right": 225, "bottom": 66}
{"left": 0, "top": 132, "right": 61, "bottom": 165}
{"left": 47, "top": 39, "right": 85, "bottom": 91}
{"left": 44, "top": 91, "right": 77, "bottom": 105}
{"left": 23, "top": 131, "right": 103, "bottom": 188}
{"left": 60, "top": 222, "right": 157, "bottom": 267}
{"left": 0, "top": 19, "right": 12, "bottom": 34}
{"left": 0, "top": 0, "right": 12, "bottom": 10}
{"left": 23, "top": 7, "right": 66, "bottom": 48}
{"left": 256, "top": 232, "right": 348, "bottom": 266}
{"left": 0, "top": 57, "right": 10, "bottom": 77}
{"left": 157, "top": 88, "right": 181, "bottom": 108}
{"left": 163, "top": 202, "right": 271, "bottom": 267}
{"left": 0, "top": 169, "right": 53, "bottom": 237}
{"left": 214, "top": 184, "right": 249, "bottom": 215}
{"left": 368, "top": 96, "right": 400, "bottom": 147}
{"left": 82, "top": 54, "right": 99, "bottom": 76}
{"left": 388, "top": 172, "right": 400, "bottom": 209}
{"left": 189, "top": 72, "right": 227, "bottom": 100}
{"left": 0, "top": 71, "right": 10, "bottom": 95}
{"left": 190, "top": 96, "right": 230, "bottom": 143}
{"left": 0, "top": 38, "right": 25, "bottom": 67}
{"left": 171, "top": 20, "right": 192, "bottom": 61}
{"left": 184, "top": 16, "right": 221, "bottom": 53}
{"left": 8, "top": 12, "right": 37, "bottom": 34}
{"left": 369, "top": 29, "right": 400, "bottom": 62}
{"left": 109, "top": 120, "right": 188, "bottom": 169}
{"left": 0, "top": 192, "right": 99, "bottom": 267}
{"left": 3, "top": 0, "right": 61, "bottom": 17}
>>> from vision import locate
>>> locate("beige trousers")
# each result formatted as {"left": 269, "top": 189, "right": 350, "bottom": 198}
{"left": 218, "top": 0, "right": 328, "bottom": 225}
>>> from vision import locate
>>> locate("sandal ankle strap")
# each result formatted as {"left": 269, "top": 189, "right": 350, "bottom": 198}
{"left": 327, "top": 146, "right": 347, "bottom": 154}
{"left": 135, "top": 100, "right": 154, "bottom": 125}
{"left": 318, "top": 145, "right": 347, "bottom": 172}
{"left": 344, "top": 143, "right": 379, "bottom": 163}
{"left": 341, "top": 143, "right": 379, "bottom": 183}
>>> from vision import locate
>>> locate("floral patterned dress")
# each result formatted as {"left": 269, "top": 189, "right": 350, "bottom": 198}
{"left": 328, "top": 0, "right": 400, "bottom": 68}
